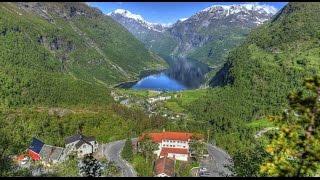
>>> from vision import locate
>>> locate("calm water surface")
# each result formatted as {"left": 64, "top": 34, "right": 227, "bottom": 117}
{"left": 131, "top": 57, "right": 212, "bottom": 92}
{"left": 132, "top": 73, "right": 187, "bottom": 91}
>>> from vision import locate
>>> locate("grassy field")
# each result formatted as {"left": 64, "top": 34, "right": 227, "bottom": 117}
{"left": 246, "top": 118, "right": 274, "bottom": 130}
{"left": 131, "top": 154, "right": 154, "bottom": 177}
{"left": 163, "top": 89, "right": 209, "bottom": 113}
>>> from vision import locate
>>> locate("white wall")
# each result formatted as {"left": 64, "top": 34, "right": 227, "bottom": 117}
{"left": 160, "top": 139, "right": 189, "bottom": 149}
{"left": 153, "top": 139, "right": 190, "bottom": 161}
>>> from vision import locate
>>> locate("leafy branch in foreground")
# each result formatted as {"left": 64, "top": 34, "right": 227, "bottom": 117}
{"left": 260, "top": 76, "right": 320, "bottom": 177}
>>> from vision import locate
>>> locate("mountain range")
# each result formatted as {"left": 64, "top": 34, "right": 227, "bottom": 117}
{"left": 109, "top": 3, "right": 278, "bottom": 66}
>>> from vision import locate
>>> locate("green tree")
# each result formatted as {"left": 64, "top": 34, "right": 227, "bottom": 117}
{"left": 260, "top": 76, "right": 320, "bottom": 176}
{"left": 230, "top": 143, "right": 269, "bottom": 177}
{"left": 122, "top": 139, "right": 133, "bottom": 162}
{"left": 139, "top": 135, "right": 159, "bottom": 163}
{"left": 104, "top": 161, "right": 121, "bottom": 177}
{"left": 189, "top": 136, "right": 206, "bottom": 162}
{"left": 79, "top": 155, "right": 103, "bottom": 177}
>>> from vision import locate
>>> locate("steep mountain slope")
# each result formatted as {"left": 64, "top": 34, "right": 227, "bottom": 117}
{"left": 0, "top": 2, "right": 166, "bottom": 107}
{"left": 187, "top": 2, "right": 320, "bottom": 154}
{"left": 109, "top": 4, "right": 277, "bottom": 67}
{"left": 109, "top": 9, "right": 178, "bottom": 60}
{"left": 169, "top": 3, "right": 277, "bottom": 65}
{"left": 0, "top": 3, "right": 169, "bottom": 175}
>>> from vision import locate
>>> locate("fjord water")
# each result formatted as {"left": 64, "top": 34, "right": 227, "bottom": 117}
{"left": 132, "top": 73, "right": 187, "bottom": 91}
{"left": 132, "top": 57, "right": 212, "bottom": 91}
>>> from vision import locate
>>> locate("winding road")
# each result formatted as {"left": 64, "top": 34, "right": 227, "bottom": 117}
{"left": 198, "top": 144, "right": 233, "bottom": 177}
{"left": 103, "top": 139, "right": 137, "bottom": 177}
{"left": 102, "top": 138, "right": 232, "bottom": 177}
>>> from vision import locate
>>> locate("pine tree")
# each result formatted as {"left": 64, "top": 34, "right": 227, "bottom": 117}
{"left": 260, "top": 76, "right": 320, "bottom": 176}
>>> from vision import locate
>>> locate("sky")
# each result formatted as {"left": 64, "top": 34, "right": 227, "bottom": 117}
{"left": 88, "top": 2, "right": 288, "bottom": 25}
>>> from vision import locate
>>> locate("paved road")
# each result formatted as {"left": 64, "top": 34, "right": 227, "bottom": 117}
{"left": 103, "top": 139, "right": 137, "bottom": 177}
{"left": 199, "top": 144, "right": 233, "bottom": 177}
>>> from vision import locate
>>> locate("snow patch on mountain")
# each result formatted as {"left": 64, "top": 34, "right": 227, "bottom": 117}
{"left": 109, "top": 9, "right": 144, "bottom": 21}
{"left": 201, "top": 3, "right": 278, "bottom": 15}
{"left": 179, "top": 18, "right": 188, "bottom": 22}
{"left": 108, "top": 9, "right": 170, "bottom": 32}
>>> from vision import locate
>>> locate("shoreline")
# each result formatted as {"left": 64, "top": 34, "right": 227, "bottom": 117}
{"left": 114, "top": 68, "right": 167, "bottom": 89}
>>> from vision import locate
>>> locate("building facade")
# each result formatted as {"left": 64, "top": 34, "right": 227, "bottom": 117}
{"left": 64, "top": 134, "right": 99, "bottom": 158}
{"left": 138, "top": 131, "right": 194, "bottom": 161}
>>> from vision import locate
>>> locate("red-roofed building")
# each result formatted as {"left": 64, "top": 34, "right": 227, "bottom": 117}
{"left": 138, "top": 131, "right": 199, "bottom": 161}
{"left": 154, "top": 157, "right": 175, "bottom": 177}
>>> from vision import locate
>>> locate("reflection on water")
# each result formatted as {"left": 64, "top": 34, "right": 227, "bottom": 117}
{"left": 132, "top": 72, "right": 187, "bottom": 91}
{"left": 165, "top": 57, "right": 212, "bottom": 88}
{"left": 132, "top": 57, "right": 212, "bottom": 91}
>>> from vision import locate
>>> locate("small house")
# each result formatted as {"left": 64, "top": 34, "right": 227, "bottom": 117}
{"left": 28, "top": 138, "right": 45, "bottom": 161}
{"left": 64, "top": 134, "right": 99, "bottom": 157}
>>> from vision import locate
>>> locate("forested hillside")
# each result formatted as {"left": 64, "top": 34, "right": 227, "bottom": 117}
{"left": 0, "top": 2, "right": 167, "bottom": 175}
{"left": 0, "top": 2, "right": 166, "bottom": 107}
{"left": 164, "top": 2, "right": 320, "bottom": 175}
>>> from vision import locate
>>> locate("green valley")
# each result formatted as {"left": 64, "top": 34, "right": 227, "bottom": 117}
{"left": 1, "top": 1, "right": 320, "bottom": 177}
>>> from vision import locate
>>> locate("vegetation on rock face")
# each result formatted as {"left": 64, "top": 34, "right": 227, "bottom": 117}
{"left": 0, "top": 2, "right": 166, "bottom": 108}
{"left": 260, "top": 76, "right": 320, "bottom": 177}
{"left": 198, "top": 0, "right": 319, "bottom": 152}
{"left": 0, "top": 2, "right": 168, "bottom": 176}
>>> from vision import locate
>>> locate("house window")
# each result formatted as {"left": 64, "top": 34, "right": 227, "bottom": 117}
{"left": 80, "top": 150, "right": 83, "bottom": 154}
{"left": 83, "top": 144, "right": 86, "bottom": 148}
{"left": 183, "top": 146, "right": 186, "bottom": 148}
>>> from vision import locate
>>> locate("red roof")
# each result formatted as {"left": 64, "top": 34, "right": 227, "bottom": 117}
{"left": 28, "top": 149, "right": 41, "bottom": 161}
{"left": 155, "top": 157, "right": 175, "bottom": 176}
{"left": 139, "top": 132, "right": 193, "bottom": 143}
{"left": 160, "top": 148, "right": 189, "bottom": 157}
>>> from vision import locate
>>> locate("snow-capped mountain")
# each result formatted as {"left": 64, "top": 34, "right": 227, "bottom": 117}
{"left": 108, "top": 3, "right": 279, "bottom": 65}
{"left": 108, "top": 9, "right": 169, "bottom": 33}
{"left": 167, "top": 3, "right": 278, "bottom": 61}
{"left": 197, "top": 3, "right": 277, "bottom": 25}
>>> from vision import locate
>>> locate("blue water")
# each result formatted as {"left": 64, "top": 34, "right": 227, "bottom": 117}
{"left": 132, "top": 73, "right": 187, "bottom": 92}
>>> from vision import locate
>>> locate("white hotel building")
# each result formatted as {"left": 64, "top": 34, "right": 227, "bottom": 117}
{"left": 138, "top": 131, "right": 195, "bottom": 161}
